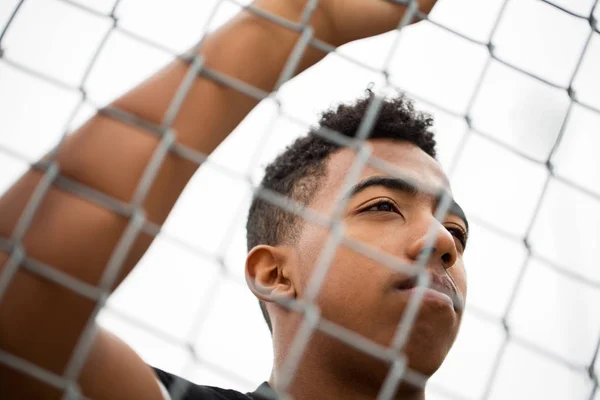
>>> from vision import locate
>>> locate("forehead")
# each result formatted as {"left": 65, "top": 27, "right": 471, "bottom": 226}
{"left": 319, "top": 139, "right": 450, "bottom": 203}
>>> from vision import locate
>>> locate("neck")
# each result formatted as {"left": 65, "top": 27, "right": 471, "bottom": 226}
{"left": 269, "top": 330, "right": 427, "bottom": 400}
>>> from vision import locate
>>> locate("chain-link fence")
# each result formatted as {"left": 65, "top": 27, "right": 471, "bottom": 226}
{"left": 1, "top": 0, "right": 599, "bottom": 399}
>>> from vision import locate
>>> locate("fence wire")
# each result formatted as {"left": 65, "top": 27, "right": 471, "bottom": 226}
{"left": 0, "top": 0, "right": 599, "bottom": 399}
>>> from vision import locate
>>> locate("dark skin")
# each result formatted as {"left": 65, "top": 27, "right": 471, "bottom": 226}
{"left": 247, "top": 140, "right": 468, "bottom": 400}
{"left": 0, "top": 0, "right": 439, "bottom": 398}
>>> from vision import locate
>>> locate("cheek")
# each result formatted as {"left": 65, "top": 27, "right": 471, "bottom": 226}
{"left": 298, "top": 234, "right": 407, "bottom": 342}
{"left": 315, "top": 245, "right": 396, "bottom": 341}
{"left": 296, "top": 220, "right": 407, "bottom": 289}
{"left": 346, "top": 218, "right": 412, "bottom": 259}
{"left": 296, "top": 224, "right": 386, "bottom": 304}
{"left": 294, "top": 222, "right": 327, "bottom": 283}
{"left": 297, "top": 224, "right": 379, "bottom": 282}
{"left": 449, "top": 259, "right": 467, "bottom": 299}
{"left": 295, "top": 218, "right": 412, "bottom": 302}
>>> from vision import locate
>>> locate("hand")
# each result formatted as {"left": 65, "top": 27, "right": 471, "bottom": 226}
{"left": 286, "top": 0, "right": 438, "bottom": 45}
{"left": 324, "top": 0, "right": 437, "bottom": 44}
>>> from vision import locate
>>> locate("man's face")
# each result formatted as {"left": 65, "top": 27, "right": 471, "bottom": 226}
{"left": 292, "top": 139, "right": 468, "bottom": 378}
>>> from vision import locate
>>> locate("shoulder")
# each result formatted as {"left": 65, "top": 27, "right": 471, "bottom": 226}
{"left": 152, "top": 367, "right": 253, "bottom": 400}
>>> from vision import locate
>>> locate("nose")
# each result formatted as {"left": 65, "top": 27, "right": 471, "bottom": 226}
{"left": 406, "top": 218, "right": 458, "bottom": 270}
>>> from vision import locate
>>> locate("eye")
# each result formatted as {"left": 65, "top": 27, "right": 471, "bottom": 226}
{"left": 446, "top": 226, "right": 467, "bottom": 250}
{"left": 361, "top": 200, "right": 400, "bottom": 214}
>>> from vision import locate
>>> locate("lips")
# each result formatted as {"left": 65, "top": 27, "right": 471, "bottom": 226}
{"left": 393, "top": 272, "right": 463, "bottom": 311}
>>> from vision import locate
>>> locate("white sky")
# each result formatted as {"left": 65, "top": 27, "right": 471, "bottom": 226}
{"left": 1, "top": 0, "right": 600, "bottom": 399}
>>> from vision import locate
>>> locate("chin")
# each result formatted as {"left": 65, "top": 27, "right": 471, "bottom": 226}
{"left": 401, "top": 319, "right": 457, "bottom": 377}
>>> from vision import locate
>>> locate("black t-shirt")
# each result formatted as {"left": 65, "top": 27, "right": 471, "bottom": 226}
{"left": 153, "top": 367, "right": 275, "bottom": 400}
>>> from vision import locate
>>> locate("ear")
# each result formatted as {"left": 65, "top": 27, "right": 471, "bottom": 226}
{"left": 245, "top": 245, "right": 296, "bottom": 304}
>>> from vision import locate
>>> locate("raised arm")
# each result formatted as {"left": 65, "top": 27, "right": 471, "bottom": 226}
{"left": 0, "top": 0, "right": 434, "bottom": 398}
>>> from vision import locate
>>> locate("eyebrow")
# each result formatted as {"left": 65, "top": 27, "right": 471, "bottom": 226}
{"left": 347, "top": 176, "right": 469, "bottom": 232}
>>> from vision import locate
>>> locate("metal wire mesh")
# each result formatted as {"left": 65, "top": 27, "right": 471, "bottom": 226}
{"left": 0, "top": 0, "right": 599, "bottom": 399}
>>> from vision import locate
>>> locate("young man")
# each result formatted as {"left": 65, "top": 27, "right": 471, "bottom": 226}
{"left": 0, "top": 0, "right": 469, "bottom": 399}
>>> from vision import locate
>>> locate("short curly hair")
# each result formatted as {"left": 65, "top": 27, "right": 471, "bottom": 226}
{"left": 246, "top": 90, "right": 436, "bottom": 333}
